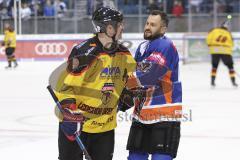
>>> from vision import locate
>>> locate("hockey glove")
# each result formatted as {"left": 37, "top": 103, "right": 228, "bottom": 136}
{"left": 132, "top": 87, "right": 147, "bottom": 115}
{"left": 118, "top": 88, "right": 134, "bottom": 112}
{"left": 59, "top": 98, "right": 85, "bottom": 141}
{"left": 60, "top": 121, "right": 82, "bottom": 141}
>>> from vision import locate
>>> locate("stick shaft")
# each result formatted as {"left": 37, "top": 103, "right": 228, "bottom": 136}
{"left": 47, "top": 85, "right": 92, "bottom": 160}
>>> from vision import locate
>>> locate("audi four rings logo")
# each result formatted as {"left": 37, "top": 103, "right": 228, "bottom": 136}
{"left": 35, "top": 43, "right": 68, "bottom": 55}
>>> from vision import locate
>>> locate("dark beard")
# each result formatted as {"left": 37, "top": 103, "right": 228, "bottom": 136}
{"left": 144, "top": 32, "right": 163, "bottom": 40}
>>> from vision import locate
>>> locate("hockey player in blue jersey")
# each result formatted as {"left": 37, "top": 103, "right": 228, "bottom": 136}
{"left": 119, "top": 10, "right": 182, "bottom": 160}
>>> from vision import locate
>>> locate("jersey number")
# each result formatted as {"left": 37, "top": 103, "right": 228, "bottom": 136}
{"left": 216, "top": 35, "right": 227, "bottom": 43}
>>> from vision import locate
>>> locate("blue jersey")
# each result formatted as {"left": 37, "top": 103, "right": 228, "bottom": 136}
{"left": 133, "top": 36, "right": 182, "bottom": 124}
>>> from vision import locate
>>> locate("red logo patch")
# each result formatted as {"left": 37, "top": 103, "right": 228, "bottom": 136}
{"left": 147, "top": 52, "right": 166, "bottom": 66}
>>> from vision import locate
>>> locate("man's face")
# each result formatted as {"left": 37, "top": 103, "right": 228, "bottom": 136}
{"left": 144, "top": 15, "right": 166, "bottom": 40}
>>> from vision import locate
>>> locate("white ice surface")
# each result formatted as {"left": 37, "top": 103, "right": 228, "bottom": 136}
{"left": 0, "top": 60, "right": 240, "bottom": 160}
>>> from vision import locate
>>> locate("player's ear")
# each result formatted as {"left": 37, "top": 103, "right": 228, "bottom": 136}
{"left": 160, "top": 26, "right": 167, "bottom": 34}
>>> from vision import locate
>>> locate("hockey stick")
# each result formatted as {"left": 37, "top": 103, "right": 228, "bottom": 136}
{"left": 47, "top": 85, "right": 92, "bottom": 160}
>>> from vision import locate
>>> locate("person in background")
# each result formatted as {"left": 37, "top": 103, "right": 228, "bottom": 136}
{"left": 21, "top": 3, "right": 32, "bottom": 20}
{"left": 172, "top": 0, "right": 184, "bottom": 17}
{"left": 44, "top": 0, "right": 55, "bottom": 17}
{"left": 147, "top": 0, "right": 161, "bottom": 13}
{"left": 2, "top": 23, "right": 18, "bottom": 69}
{"left": 54, "top": 0, "right": 67, "bottom": 18}
{"left": 206, "top": 17, "right": 238, "bottom": 87}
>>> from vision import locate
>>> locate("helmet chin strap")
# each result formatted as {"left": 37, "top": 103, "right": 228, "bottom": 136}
{"left": 102, "top": 27, "right": 119, "bottom": 54}
{"left": 104, "top": 32, "right": 117, "bottom": 43}
{"left": 104, "top": 32, "right": 117, "bottom": 51}
{"left": 105, "top": 31, "right": 115, "bottom": 40}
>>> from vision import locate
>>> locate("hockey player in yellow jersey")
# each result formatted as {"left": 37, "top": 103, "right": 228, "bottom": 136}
{"left": 2, "top": 23, "right": 18, "bottom": 69}
{"left": 206, "top": 19, "right": 237, "bottom": 87}
{"left": 53, "top": 7, "right": 136, "bottom": 160}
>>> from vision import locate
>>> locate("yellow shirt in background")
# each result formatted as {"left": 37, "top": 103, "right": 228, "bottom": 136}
{"left": 4, "top": 30, "right": 16, "bottom": 48}
{"left": 206, "top": 27, "right": 233, "bottom": 55}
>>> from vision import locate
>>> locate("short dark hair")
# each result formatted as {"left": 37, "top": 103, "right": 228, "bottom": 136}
{"left": 150, "top": 10, "right": 169, "bottom": 27}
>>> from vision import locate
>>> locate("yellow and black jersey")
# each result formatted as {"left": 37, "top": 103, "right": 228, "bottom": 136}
{"left": 55, "top": 36, "right": 136, "bottom": 133}
{"left": 206, "top": 27, "right": 233, "bottom": 55}
{"left": 4, "top": 30, "right": 16, "bottom": 48}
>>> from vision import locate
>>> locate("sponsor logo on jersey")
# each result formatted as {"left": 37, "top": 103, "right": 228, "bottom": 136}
{"left": 101, "top": 83, "right": 114, "bottom": 105}
{"left": 91, "top": 116, "right": 114, "bottom": 126}
{"left": 101, "top": 83, "right": 114, "bottom": 92}
{"left": 147, "top": 52, "right": 166, "bottom": 66}
{"left": 100, "top": 66, "right": 121, "bottom": 78}
{"left": 84, "top": 47, "right": 95, "bottom": 56}
{"left": 75, "top": 40, "right": 87, "bottom": 49}
{"left": 137, "top": 60, "right": 152, "bottom": 73}
{"left": 78, "top": 102, "right": 113, "bottom": 115}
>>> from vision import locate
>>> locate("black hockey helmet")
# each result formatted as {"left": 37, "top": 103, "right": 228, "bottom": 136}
{"left": 92, "top": 7, "right": 123, "bottom": 33}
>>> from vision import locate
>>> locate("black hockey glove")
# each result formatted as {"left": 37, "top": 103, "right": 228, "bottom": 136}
{"left": 59, "top": 98, "right": 85, "bottom": 141}
{"left": 118, "top": 88, "right": 134, "bottom": 112}
{"left": 132, "top": 87, "right": 147, "bottom": 115}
